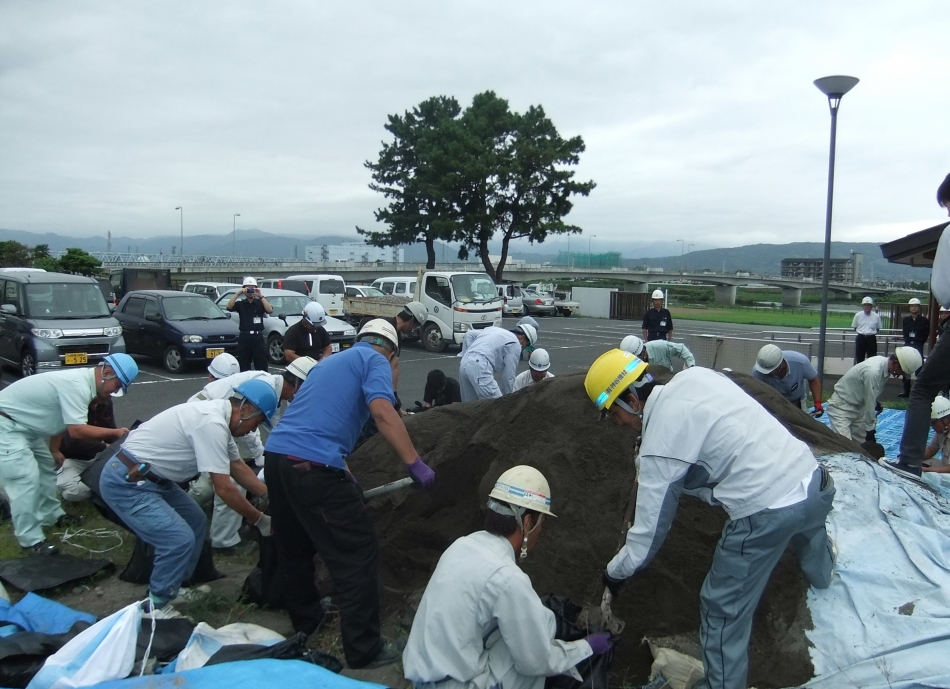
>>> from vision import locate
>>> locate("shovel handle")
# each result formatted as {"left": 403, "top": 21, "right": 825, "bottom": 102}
{"left": 363, "top": 477, "right": 414, "bottom": 499}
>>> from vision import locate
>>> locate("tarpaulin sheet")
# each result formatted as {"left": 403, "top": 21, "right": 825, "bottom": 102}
{"left": 817, "top": 407, "right": 934, "bottom": 458}
{"left": 0, "top": 556, "right": 113, "bottom": 593}
{"left": 0, "top": 595, "right": 95, "bottom": 635}
{"left": 804, "top": 453, "right": 950, "bottom": 688}
{"left": 89, "top": 659, "right": 384, "bottom": 689}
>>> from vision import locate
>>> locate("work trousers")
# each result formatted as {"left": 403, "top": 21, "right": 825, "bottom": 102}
{"left": 825, "top": 402, "right": 869, "bottom": 443}
{"left": 900, "top": 322, "right": 950, "bottom": 470}
{"left": 265, "top": 452, "right": 381, "bottom": 667}
{"left": 238, "top": 332, "right": 268, "bottom": 372}
{"left": 0, "top": 419, "right": 65, "bottom": 547}
{"left": 459, "top": 355, "right": 502, "bottom": 402}
{"left": 57, "top": 458, "right": 93, "bottom": 502}
{"left": 99, "top": 457, "right": 206, "bottom": 602}
{"left": 854, "top": 334, "right": 877, "bottom": 364}
{"left": 698, "top": 466, "right": 835, "bottom": 689}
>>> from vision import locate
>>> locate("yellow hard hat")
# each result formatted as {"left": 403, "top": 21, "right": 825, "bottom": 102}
{"left": 584, "top": 348, "right": 649, "bottom": 411}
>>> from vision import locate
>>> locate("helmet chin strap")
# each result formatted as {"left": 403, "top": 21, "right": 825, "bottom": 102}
{"left": 488, "top": 499, "right": 542, "bottom": 561}
{"left": 230, "top": 400, "right": 262, "bottom": 432}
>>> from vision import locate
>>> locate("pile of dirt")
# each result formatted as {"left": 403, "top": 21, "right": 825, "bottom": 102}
{"left": 350, "top": 371, "right": 860, "bottom": 687}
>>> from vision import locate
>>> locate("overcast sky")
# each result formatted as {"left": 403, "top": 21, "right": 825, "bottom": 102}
{"left": 1, "top": 1, "right": 948, "bottom": 254}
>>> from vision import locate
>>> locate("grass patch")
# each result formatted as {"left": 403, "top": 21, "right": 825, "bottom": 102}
{"left": 673, "top": 307, "right": 854, "bottom": 329}
{"left": 174, "top": 590, "right": 258, "bottom": 626}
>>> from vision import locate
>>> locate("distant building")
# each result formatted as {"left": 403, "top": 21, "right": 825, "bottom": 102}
{"left": 305, "top": 242, "right": 404, "bottom": 263}
{"left": 780, "top": 253, "right": 863, "bottom": 283}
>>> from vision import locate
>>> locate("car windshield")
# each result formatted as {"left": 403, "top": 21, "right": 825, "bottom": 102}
{"left": 163, "top": 296, "right": 229, "bottom": 321}
{"left": 268, "top": 295, "right": 310, "bottom": 315}
{"left": 25, "top": 283, "right": 110, "bottom": 319}
{"left": 357, "top": 287, "right": 385, "bottom": 297}
{"left": 451, "top": 274, "right": 497, "bottom": 304}
{"left": 319, "top": 279, "right": 345, "bottom": 295}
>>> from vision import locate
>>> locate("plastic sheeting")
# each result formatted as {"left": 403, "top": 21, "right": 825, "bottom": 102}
{"left": 172, "top": 622, "right": 284, "bottom": 672}
{"left": 0, "top": 595, "right": 95, "bottom": 636}
{"left": 0, "top": 556, "right": 113, "bottom": 593}
{"left": 804, "top": 453, "right": 950, "bottom": 688}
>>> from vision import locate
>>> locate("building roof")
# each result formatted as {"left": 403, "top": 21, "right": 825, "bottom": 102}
{"left": 880, "top": 221, "right": 950, "bottom": 268}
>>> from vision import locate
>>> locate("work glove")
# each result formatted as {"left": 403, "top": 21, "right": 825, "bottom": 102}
{"left": 865, "top": 430, "right": 877, "bottom": 443}
{"left": 584, "top": 632, "right": 614, "bottom": 655}
{"left": 407, "top": 457, "right": 435, "bottom": 488}
{"left": 254, "top": 513, "right": 273, "bottom": 538}
{"left": 602, "top": 570, "right": 625, "bottom": 597}
{"left": 811, "top": 402, "right": 824, "bottom": 418}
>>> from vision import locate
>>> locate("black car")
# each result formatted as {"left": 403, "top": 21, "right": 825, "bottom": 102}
{"left": 114, "top": 290, "right": 239, "bottom": 373}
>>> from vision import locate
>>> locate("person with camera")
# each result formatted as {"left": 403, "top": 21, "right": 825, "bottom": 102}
{"left": 226, "top": 277, "right": 273, "bottom": 371}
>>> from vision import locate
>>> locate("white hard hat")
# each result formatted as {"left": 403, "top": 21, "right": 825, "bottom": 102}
{"left": 286, "top": 356, "right": 318, "bottom": 381}
{"left": 488, "top": 465, "right": 555, "bottom": 517}
{"left": 403, "top": 301, "right": 428, "bottom": 325}
{"left": 895, "top": 346, "right": 922, "bottom": 374}
{"left": 518, "top": 316, "right": 540, "bottom": 332}
{"left": 303, "top": 301, "right": 327, "bottom": 326}
{"left": 754, "top": 344, "right": 784, "bottom": 374}
{"left": 932, "top": 396, "right": 950, "bottom": 420}
{"left": 516, "top": 323, "right": 537, "bottom": 347}
{"left": 651, "top": 289, "right": 665, "bottom": 300}
{"left": 862, "top": 296, "right": 873, "bottom": 305}
{"left": 942, "top": 306, "right": 950, "bottom": 313}
{"left": 620, "top": 335, "right": 645, "bottom": 357}
{"left": 908, "top": 298, "right": 922, "bottom": 305}
{"left": 243, "top": 276, "right": 258, "bottom": 287}
{"left": 528, "top": 348, "right": 550, "bottom": 371}
{"left": 358, "top": 318, "right": 399, "bottom": 350}
{"left": 207, "top": 352, "right": 240, "bottom": 379}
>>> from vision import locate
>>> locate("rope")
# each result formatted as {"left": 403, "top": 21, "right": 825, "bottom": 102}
{"left": 138, "top": 598, "right": 157, "bottom": 677}
{"left": 55, "top": 527, "right": 124, "bottom": 554}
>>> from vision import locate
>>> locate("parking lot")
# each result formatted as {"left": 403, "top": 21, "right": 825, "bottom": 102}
{"left": 0, "top": 316, "right": 811, "bottom": 427}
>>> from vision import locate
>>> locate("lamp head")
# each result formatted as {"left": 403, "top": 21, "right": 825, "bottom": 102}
{"left": 814, "top": 75, "right": 859, "bottom": 112}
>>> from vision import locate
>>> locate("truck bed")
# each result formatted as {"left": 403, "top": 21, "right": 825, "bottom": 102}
{"left": 343, "top": 294, "right": 411, "bottom": 321}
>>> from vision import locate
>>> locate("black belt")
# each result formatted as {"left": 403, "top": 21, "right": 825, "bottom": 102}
{"left": 287, "top": 455, "right": 341, "bottom": 474}
{"left": 116, "top": 449, "right": 169, "bottom": 486}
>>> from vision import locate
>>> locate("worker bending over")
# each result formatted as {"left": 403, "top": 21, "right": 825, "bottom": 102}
{"left": 385, "top": 301, "right": 428, "bottom": 408}
{"left": 923, "top": 397, "right": 950, "bottom": 471}
{"left": 54, "top": 396, "right": 117, "bottom": 503}
{"left": 188, "top": 356, "right": 317, "bottom": 551}
{"left": 458, "top": 324, "right": 537, "bottom": 402}
{"left": 825, "top": 348, "right": 920, "bottom": 443}
{"left": 620, "top": 335, "right": 695, "bottom": 372}
{"left": 586, "top": 350, "right": 835, "bottom": 689}
{"left": 264, "top": 319, "right": 435, "bottom": 668}
{"left": 512, "top": 349, "right": 554, "bottom": 391}
{"left": 423, "top": 369, "right": 461, "bottom": 408}
{"left": 206, "top": 352, "right": 240, "bottom": 381}
{"left": 752, "top": 344, "right": 822, "bottom": 413}
{"left": 99, "top": 380, "right": 276, "bottom": 617}
{"left": 403, "top": 466, "right": 612, "bottom": 689}
{"left": 284, "top": 302, "right": 332, "bottom": 362}
{"left": 0, "top": 354, "right": 138, "bottom": 554}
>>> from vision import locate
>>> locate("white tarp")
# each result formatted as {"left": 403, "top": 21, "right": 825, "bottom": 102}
{"left": 173, "top": 622, "right": 284, "bottom": 672}
{"left": 803, "top": 453, "right": 950, "bottom": 688}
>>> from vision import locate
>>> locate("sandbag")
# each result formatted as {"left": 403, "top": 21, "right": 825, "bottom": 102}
{"left": 204, "top": 632, "right": 343, "bottom": 673}
{"left": 119, "top": 537, "right": 223, "bottom": 587}
{"left": 541, "top": 595, "right": 613, "bottom": 689}
{"left": 0, "top": 557, "right": 113, "bottom": 593}
{"left": 0, "top": 623, "right": 91, "bottom": 688}
{"left": 134, "top": 619, "right": 195, "bottom": 664}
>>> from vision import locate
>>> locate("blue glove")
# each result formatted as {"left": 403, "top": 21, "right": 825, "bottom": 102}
{"left": 407, "top": 457, "right": 435, "bottom": 488}
{"left": 585, "top": 632, "right": 614, "bottom": 655}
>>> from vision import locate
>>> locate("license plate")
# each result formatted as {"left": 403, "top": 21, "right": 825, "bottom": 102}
{"left": 329, "top": 310, "right": 340, "bottom": 315}
{"left": 206, "top": 348, "right": 225, "bottom": 358}
{"left": 331, "top": 343, "right": 340, "bottom": 353}
{"left": 64, "top": 353, "right": 88, "bottom": 365}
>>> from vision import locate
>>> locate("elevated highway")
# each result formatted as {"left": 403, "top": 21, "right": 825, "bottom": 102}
{"left": 87, "top": 252, "right": 886, "bottom": 305}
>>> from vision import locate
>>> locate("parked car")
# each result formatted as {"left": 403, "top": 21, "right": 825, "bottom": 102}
{"left": 496, "top": 284, "right": 525, "bottom": 316}
{"left": 371, "top": 276, "right": 417, "bottom": 297}
{"left": 284, "top": 274, "right": 347, "bottom": 317}
{"left": 258, "top": 278, "right": 310, "bottom": 296}
{"left": 0, "top": 270, "right": 125, "bottom": 377}
{"left": 182, "top": 282, "right": 240, "bottom": 300}
{"left": 521, "top": 289, "right": 557, "bottom": 316}
{"left": 346, "top": 285, "right": 386, "bottom": 298}
{"left": 114, "top": 290, "right": 238, "bottom": 373}
{"left": 215, "top": 288, "right": 357, "bottom": 365}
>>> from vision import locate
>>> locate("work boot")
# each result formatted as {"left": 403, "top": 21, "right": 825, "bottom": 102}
{"left": 886, "top": 460, "right": 922, "bottom": 477}
{"left": 171, "top": 585, "right": 211, "bottom": 606}
{"left": 141, "top": 600, "right": 183, "bottom": 620}
{"left": 23, "top": 541, "right": 58, "bottom": 556}
{"left": 55, "top": 513, "right": 83, "bottom": 528}
{"left": 362, "top": 639, "right": 407, "bottom": 669}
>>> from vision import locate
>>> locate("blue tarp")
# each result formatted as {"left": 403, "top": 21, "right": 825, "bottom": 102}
{"left": 90, "top": 659, "right": 384, "bottom": 689}
{"left": 0, "top": 594, "right": 95, "bottom": 636}
{"left": 817, "top": 407, "right": 934, "bottom": 458}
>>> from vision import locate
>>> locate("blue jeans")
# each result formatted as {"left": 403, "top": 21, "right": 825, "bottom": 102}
{"left": 99, "top": 457, "right": 207, "bottom": 602}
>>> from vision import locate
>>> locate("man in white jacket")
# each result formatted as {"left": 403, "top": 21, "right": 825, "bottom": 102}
{"left": 619, "top": 335, "right": 695, "bottom": 372}
{"left": 825, "top": 348, "right": 920, "bottom": 443}
{"left": 458, "top": 324, "right": 537, "bottom": 402}
{"left": 403, "top": 466, "right": 612, "bottom": 689}
{"left": 585, "top": 350, "right": 836, "bottom": 689}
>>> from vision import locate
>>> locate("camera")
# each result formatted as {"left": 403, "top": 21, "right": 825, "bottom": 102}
{"left": 245, "top": 287, "right": 255, "bottom": 295}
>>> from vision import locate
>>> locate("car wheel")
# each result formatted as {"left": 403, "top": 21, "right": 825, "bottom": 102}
{"left": 267, "top": 334, "right": 285, "bottom": 365}
{"left": 163, "top": 345, "right": 185, "bottom": 373}
{"left": 19, "top": 349, "right": 36, "bottom": 377}
{"left": 563, "top": 309, "right": 572, "bottom": 317}
{"left": 422, "top": 323, "right": 447, "bottom": 353}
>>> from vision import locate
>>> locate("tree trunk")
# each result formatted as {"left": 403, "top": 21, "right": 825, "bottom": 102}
{"left": 478, "top": 235, "right": 496, "bottom": 281}
{"left": 496, "top": 231, "right": 512, "bottom": 283}
{"left": 424, "top": 237, "right": 436, "bottom": 269}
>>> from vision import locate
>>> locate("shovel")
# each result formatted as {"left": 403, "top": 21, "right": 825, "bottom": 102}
{"left": 363, "top": 477, "right": 414, "bottom": 500}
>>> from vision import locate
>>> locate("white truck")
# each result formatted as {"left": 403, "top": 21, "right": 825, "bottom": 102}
{"left": 525, "top": 282, "right": 580, "bottom": 317}
{"left": 344, "top": 270, "right": 503, "bottom": 352}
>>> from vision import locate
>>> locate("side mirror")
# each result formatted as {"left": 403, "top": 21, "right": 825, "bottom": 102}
{"left": 145, "top": 313, "right": 163, "bottom": 323}
{"left": 0, "top": 304, "right": 16, "bottom": 315}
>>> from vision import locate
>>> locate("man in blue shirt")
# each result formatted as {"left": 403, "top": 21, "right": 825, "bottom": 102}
{"left": 752, "top": 345, "right": 823, "bottom": 414}
{"left": 264, "top": 318, "right": 435, "bottom": 669}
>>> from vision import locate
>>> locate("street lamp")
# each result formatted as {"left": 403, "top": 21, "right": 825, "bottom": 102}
{"left": 676, "top": 239, "right": 684, "bottom": 272}
{"left": 588, "top": 235, "right": 596, "bottom": 267}
{"left": 814, "top": 75, "right": 859, "bottom": 386}
{"left": 233, "top": 214, "right": 241, "bottom": 257}
{"left": 175, "top": 207, "right": 183, "bottom": 267}
{"left": 687, "top": 243, "right": 695, "bottom": 271}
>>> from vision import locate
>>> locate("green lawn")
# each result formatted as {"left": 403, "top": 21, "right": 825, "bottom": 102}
{"left": 673, "top": 307, "right": 854, "bottom": 329}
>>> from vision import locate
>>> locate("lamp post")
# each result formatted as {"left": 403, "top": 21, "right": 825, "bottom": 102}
{"left": 175, "top": 207, "right": 183, "bottom": 267}
{"left": 233, "top": 214, "right": 241, "bottom": 257}
{"left": 588, "top": 235, "right": 596, "bottom": 267}
{"left": 687, "top": 243, "right": 695, "bottom": 272}
{"left": 814, "top": 75, "right": 859, "bottom": 386}
{"left": 676, "top": 239, "right": 684, "bottom": 272}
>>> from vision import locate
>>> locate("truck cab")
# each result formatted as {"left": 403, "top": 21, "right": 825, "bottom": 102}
{"left": 418, "top": 271, "right": 503, "bottom": 352}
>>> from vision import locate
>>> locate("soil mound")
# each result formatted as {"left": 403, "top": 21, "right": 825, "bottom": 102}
{"left": 350, "top": 371, "right": 857, "bottom": 687}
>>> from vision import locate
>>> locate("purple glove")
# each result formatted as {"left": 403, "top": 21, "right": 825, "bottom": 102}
{"left": 407, "top": 457, "right": 435, "bottom": 488}
{"left": 585, "top": 632, "right": 613, "bottom": 655}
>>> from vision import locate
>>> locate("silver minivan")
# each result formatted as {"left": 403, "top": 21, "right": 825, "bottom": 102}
{"left": 0, "top": 270, "right": 125, "bottom": 377}
{"left": 496, "top": 283, "right": 524, "bottom": 316}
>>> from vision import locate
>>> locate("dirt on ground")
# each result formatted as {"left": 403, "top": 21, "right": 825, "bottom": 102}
{"left": 350, "top": 370, "right": 867, "bottom": 688}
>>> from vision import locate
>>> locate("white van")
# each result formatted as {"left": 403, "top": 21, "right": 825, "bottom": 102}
{"left": 371, "top": 276, "right": 417, "bottom": 298}
{"left": 182, "top": 282, "right": 239, "bottom": 300}
{"left": 285, "top": 274, "right": 347, "bottom": 317}
{"left": 495, "top": 283, "right": 524, "bottom": 316}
